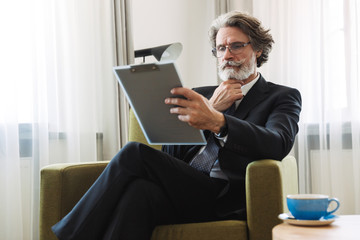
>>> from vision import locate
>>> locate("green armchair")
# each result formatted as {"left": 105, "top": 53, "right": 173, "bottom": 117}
{"left": 40, "top": 109, "right": 298, "bottom": 240}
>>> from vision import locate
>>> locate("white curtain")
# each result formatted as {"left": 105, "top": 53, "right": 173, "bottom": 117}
{"left": 0, "top": 0, "right": 124, "bottom": 239}
{"left": 250, "top": 0, "right": 360, "bottom": 214}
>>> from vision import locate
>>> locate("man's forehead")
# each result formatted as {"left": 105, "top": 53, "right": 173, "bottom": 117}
{"left": 216, "top": 27, "right": 249, "bottom": 45}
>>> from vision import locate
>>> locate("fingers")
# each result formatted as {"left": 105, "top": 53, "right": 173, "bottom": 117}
{"left": 170, "top": 87, "right": 198, "bottom": 100}
{"left": 164, "top": 87, "right": 200, "bottom": 106}
{"left": 164, "top": 97, "right": 187, "bottom": 107}
{"left": 169, "top": 105, "right": 186, "bottom": 114}
{"left": 221, "top": 79, "right": 243, "bottom": 89}
{"left": 224, "top": 79, "right": 243, "bottom": 84}
{"left": 209, "top": 79, "right": 244, "bottom": 112}
{"left": 163, "top": 87, "right": 225, "bottom": 131}
{"left": 177, "top": 114, "right": 189, "bottom": 123}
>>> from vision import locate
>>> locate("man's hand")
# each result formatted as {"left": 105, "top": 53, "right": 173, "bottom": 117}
{"left": 209, "top": 79, "right": 244, "bottom": 112}
{"left": 164, "top": 87, "right": 225, "bottom": 133}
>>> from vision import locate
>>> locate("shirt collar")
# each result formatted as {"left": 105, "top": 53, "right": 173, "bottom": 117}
{"left": 241, "top": 73, "right": 260, "bottom": 96}
{"left": 234, "top": 73, "right": 260, "bottom": 108}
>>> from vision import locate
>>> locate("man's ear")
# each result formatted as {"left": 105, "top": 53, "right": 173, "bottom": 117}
{"left": 256, "top": 50, "right": 262, "bottom": 58}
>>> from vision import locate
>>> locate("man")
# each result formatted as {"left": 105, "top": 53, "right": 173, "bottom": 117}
{"left": 52, "top": 11, "right": 301, "bottom": 240}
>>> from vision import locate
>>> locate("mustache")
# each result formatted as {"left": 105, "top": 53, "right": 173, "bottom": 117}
{"left": 219, "top": 60, "right": 245, "bottom": 70}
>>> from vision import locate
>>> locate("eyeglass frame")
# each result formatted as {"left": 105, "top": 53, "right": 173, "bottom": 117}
{"left": 212, "top": 41, "right": 251, "bottom": 58}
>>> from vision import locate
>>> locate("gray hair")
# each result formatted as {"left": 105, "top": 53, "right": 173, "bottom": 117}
{"left": 209, "top": 11, "right": 274, "bottom": 67}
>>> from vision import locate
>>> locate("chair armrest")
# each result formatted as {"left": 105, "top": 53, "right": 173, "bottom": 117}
{"left": 245, "top": 156, "right": 298, "bottom": 240}
{"left": 39, "top": 161, "right": 109, "bottom": 240}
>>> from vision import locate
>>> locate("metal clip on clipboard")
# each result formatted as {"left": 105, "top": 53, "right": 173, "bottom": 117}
{"left": 130, "top": 64, "right": 159, "bottom": 73}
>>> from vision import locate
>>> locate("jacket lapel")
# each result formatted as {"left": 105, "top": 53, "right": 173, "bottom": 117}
{"left": 234, "top": 75, "right": 270, "bottom": 119}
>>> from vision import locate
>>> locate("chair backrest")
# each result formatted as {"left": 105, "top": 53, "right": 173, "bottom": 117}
{"left": 128, "top": 108, "right": 162, "bottom": 150}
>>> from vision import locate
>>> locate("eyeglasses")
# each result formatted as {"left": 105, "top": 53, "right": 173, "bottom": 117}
{"left": 212, "top": 41, "right": 251, "bottom": 58}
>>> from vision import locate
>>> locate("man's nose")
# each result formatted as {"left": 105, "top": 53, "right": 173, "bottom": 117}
{"left": 222, "top": 47, "right": 234, "bottom": 60}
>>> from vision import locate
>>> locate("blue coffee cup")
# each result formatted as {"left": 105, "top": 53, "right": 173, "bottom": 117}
{"left": 287, "top": 194, "right": 340, "bottom": 220}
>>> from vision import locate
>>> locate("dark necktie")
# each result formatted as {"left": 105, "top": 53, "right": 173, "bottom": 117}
{"left": 189, "top": 103, "right": 236, "bottom": 174}
{"left": 189, "top": 134, "right": 220, "bottom": 174}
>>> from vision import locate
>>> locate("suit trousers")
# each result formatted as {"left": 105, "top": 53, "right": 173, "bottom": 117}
{"left": 52, "top": 142, "right": 228, "bottom": 240}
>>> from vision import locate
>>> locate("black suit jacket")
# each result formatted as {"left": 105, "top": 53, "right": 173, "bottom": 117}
{"left": 162, "top": 74, "right": 302, "bottom": 219}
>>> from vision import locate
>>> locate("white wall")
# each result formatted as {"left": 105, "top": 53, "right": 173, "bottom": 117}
{"left": 131, "top": 0, "right": 218, "bottom": 88}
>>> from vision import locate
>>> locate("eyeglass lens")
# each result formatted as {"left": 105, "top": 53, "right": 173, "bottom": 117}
{"left": 212, "top": 42, "right": 250, "bottom": 58}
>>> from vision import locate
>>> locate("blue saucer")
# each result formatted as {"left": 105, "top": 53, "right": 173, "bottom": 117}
{"left": 278, "top": 213, "right": 338, "bottom": 226}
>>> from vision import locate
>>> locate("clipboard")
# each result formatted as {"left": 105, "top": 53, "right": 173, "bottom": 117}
{"left": 113, "top": 61, "right": 206, "bottom": 145}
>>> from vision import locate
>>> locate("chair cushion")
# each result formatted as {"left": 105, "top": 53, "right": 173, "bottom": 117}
{"left": 151, "top": 220, "right": 247, "bottom": 240}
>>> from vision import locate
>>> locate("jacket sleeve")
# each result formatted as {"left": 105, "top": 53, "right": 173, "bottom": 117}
{"left": 224, "top": 87, "right": 301, "bottom": 160}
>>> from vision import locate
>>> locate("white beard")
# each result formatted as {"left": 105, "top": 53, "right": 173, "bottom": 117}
{"left": 218, "top": 54, "right": 256, "bottom": 81}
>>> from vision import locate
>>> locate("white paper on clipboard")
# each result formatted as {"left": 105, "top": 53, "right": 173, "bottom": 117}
{"left": 113, "top": 61, "right": 206, "bottom": 145}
